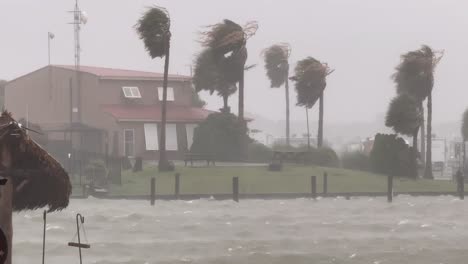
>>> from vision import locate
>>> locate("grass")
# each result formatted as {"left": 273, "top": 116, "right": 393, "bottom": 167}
{"left": 71, "top": 164, "right": 465, "bottom": 197}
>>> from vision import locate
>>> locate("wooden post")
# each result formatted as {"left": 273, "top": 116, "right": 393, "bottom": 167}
{"left": 233, "top": 177, "right": 239, "bottom": 202}
{"left": 311, "top": 176, "right": 317, "bottom": 199}
{"left": 150, "top": 177, "right": 156, "bottom": 206}
{"left": 175, "top": 173, "right": 180, "bottom": 199}
{"left": 387, "top": 174, "right": 393, "bottom": 203}
{"left": 457, "top": 171, "right": 465, "bottom": 200}
{"left": 323, "top": 172, "right": 328, "bottom": 196}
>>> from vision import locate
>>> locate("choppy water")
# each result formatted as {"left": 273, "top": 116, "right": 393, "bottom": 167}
{"left": 12, "top": 196, "right": 468, "bottom": 264}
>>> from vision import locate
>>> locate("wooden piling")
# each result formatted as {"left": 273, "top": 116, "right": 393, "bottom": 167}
{"left": 233, "top": 177, "right": 239, "bottom": 202}
{"left": 323, "top": 172, "right": 328, "bottom": 196}
{"left": 150, "top": 177, "right": 155, "bottom": 206}
{"left": 311, "top": 176, "right": 317, "bottom": 199}
{"left": 387, "top": 174, "right": 393, "bottom": 203}
{"left": 175, "top": 173, "right": 180, "bottom": 199}
{"left": 457, "top": 173, "right": 465, "bottom": 200}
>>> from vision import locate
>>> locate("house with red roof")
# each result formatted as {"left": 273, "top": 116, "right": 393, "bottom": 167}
{"left": 5, "top": 65, "right": 213, "bottom": 161}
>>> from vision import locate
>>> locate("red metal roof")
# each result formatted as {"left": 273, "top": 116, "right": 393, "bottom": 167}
{"left": 101, "top": 104, "right": 215, "bottom": 122}
{"left": 53, "top": 65, "right": 191, "bottom": 81}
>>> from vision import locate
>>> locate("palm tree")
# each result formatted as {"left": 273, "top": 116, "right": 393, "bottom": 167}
{"left": 392, "top": 45, "right": 443, "bottom": 179}
{"left": 461, "top": 109, "right": 468, "bottom": 170}
{"left": 136, "top": 6, "right": 172, "bottom": 171}
{"left": 263, "top": 43, "right": 291, "bottom": 146}
{"left": 385, "top": 94, "right": 423, "bottom": 160}
{"left": 198, "top": 19, "right": 258, "bottom": 121}
{"left": 290, "top": 57, "right": 333, "bottom": 148}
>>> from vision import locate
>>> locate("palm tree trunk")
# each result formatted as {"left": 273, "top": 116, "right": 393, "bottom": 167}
{"left": 222, "top": 94, "right": 229, "bottom": 113}
{"left": 238, "top": 69, "right": 244, "bottom": 121}
{"left": 285, "top": 65, "right": 290, "bottom": 147}
{"left": 317, "top": 92, "right": 324, "bottom": 148}
{"left": 158, "top": 41, "right": 171, "bottom": 171}
{"left": 463, "top": 140, "right": 466, "bottom": 173}
{"left": 306, "top": 107, "right": 311, "bottom": 151}
{"left": 413, "top": 127, "right": 420, "bottom": 179}
{"left": 420, "top": 102, "right": 426, "bottom": 165}
{"left": 424, "top": 92, "right": 433, "bottom": 179}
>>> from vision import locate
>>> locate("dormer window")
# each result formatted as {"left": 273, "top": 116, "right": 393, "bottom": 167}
{"left": 158, "top": 87, "right": 174, "bottom": 101}
{"left": 122, "top": 87, "right": 141, "bottom": 98}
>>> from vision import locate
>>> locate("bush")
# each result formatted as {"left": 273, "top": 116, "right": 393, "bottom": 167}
{"left": 247, "top": 142, "right": 272, "bottom": 163}
{"left": 191, "top": 112, "right": 252, "bottom": 161}
{"left": 84, "top": 159, "right": 108, "bottom": 186}
{"left": 307, "top": 147, "right": 340, "bottom": 168}
{"left": 341, "top": 151, "right": 370, "bottom": 171}
{"left": 133, "top": 157, "right": 143, "bottom": 172}
{"left": 369, "top": 133, "right": 417, "bottom": 178}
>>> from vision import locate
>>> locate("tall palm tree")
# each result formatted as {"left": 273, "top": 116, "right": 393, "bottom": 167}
{"left": 385, "top": 94, "right": 423, "bottom": 168}
{"left": 461, "top": 109, "right": 468, "bottom": 170}
{"left": 290, "top": 57, "right": 333, "bottom": 148}
{"left": 198, "top": 19, "right": 258, "bottom": 121}
{"left": 136, "top": 7, "right": 172, "bottom": 171}
{"left": 263, "top": 43, "right": 291, "bottom": 146}
{"left": 392, "top": 45, "right": 443, "bottom": 179}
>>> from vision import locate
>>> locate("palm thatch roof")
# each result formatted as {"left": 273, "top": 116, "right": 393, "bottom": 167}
{"left": 262, "top": 43, "right": 290, "bottom": 88}
{"left": 0, "top": 111, "right": 71, "bottom": 212}
{"left": 135, "top": 7, "right": 171, "bottom": 59}
{"left": 385, "top": 94, "right": 422, "bottom": 136}
{"left": 290, "top": 57, "right": 332, "bottom": 108}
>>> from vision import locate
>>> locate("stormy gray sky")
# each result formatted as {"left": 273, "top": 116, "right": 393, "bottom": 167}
{"left": 1, "top": 0, "right": 467, "bottom": 126}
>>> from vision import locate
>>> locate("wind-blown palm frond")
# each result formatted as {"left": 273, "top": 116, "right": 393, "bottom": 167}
{"left": 462, "top": 108, "right": 468, "bottom": 141}
{"left": 385, "top": 94, "right": 422, "bottom": 136}
{"left": 135, "top": 7, "right": 171, "bottom": 59}
{"left": 290, "top": 57, "right": 332, "bottom": 108}
{"left": 262, "top": 43, "right": 290, "bottom": 88}
{"left": 392, "top": 45, "right": 443, "bottom": 100}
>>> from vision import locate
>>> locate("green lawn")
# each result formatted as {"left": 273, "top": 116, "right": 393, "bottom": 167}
{"left": 74, "top": 164, "right": 464, "bottom": 197}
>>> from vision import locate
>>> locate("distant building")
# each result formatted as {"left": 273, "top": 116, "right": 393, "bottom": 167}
{"left": 5, "top": 65, "right": 213, "bottom": 161}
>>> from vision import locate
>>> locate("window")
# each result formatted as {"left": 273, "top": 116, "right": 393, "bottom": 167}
{"left": 123, "top": 129, "right": 135, "bottom": 157}
{"left": 158, "top": 87, "right": 174, "bottom": 101}
{"left": 144, "top": 123, "right": 159, "bottom": 150}
{"left": 166, "top": 124, "right": 178, "bottom": 151}
{"left": 122, "top": 87, "right": 141, "bottom": 98}
{"left": 186, "top": 124, "right": 198, "bottom": 150}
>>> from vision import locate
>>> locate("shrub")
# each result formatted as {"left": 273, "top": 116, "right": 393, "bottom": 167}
{"left": 369, "top": 133, "right": 417, "bottom": 178}
{"left": 247, "top": 142, "right": 272, "bottom": 163}
{"left": 307, "top": 147, "right": 340, "bottom": 168}
{"left": 341, "top": 151, "right": 370, "bottom": 171}
{"left": 84, "top": 159, "right": 108, "bottom": 186}
{"left": 133, "top": 156, "right": 143, "bottom": 172}
{"left": 191, "top": 112, "right": 252, "bottom": 161}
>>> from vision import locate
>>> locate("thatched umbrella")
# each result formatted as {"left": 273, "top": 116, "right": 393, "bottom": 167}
{"left": 0, "top": 111, "right": 71, "bottom": 264}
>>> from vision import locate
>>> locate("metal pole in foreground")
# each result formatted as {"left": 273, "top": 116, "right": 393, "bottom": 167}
{"left": 233, "top": 177, "right": 239, "bottom": 202}
{"left": 150, "top": 177, "right": 156, "bottom": 206}
{"left": 42, "top": 210, "right": 46, "bottom": 264}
